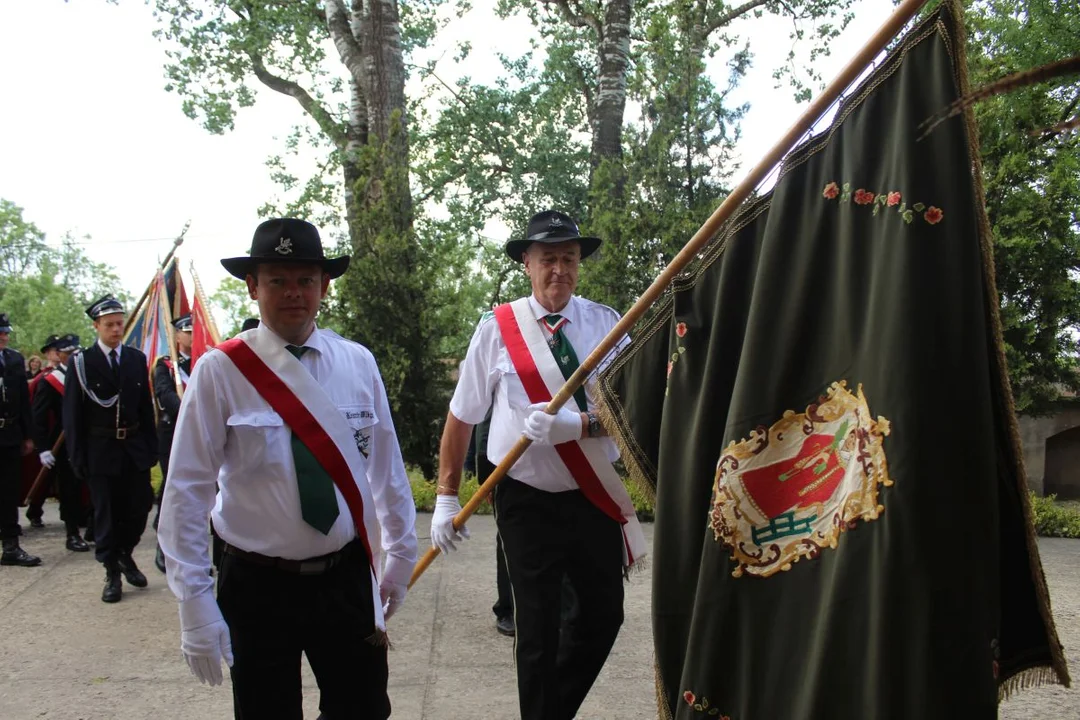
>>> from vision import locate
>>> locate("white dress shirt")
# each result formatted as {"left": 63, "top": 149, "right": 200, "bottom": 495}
{"left": 159, "top": 323, "right": 417, "bottom": 608}
{"left": 97, "top": 339, "right": 122, "bottom": 362}
{"left": 449, "top": 295, "right": 627, "bottom": 492}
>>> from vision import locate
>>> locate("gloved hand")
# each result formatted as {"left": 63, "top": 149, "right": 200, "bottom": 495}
{"left": 380, "top": 579, "right": 407, "bottom": 620}
{"left": 39, "top": 450, "right": 56, "bottom": 468}
{"left": 179, "top": 593, "right": 234, "bottom": 686}
{"left": 523, "top": 403, "right": 583, "bottom": 446}
{"left": 430, "top": 494, "right": 470, "bottom": 554}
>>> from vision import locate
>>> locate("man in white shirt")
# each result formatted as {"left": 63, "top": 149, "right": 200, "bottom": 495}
{"left": 158, "top": 218, "right": 417, "bottom": 720}
{"left": 432, "top": 210, "right": 645, "bottom": 720}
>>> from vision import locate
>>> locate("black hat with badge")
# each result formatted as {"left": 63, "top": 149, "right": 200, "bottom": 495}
{"left": 56, "top": 334, "right": 80, "bottom": 353}
{"left": 221, "top": 218, "right": 350, "bottom": 280}
{"left": 40, "top": 334, "right": 62, "bottom": 354}
{"left": 0, "top": 313, "right": 12, "bottom": 333}
{"left": 86, "top": 295, "right": 125, "bottom": 320}
{"left": 173, "top": 315, "right": 193, "bottom": 332}
{"left": 504, "top": 210, "right": 602, "bottom": 263}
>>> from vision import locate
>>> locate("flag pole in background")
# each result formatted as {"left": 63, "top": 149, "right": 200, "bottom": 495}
{"left": 158, "top": 268, "right": 184, "bottom": 400}
{"left": 188, "top": 262, "right": 221, "bottom": 367}
{"left": 123, "top": 222, "right": 189, "bottom": 340}
{"left": 409, "top": 0, "right": 932, "bottom": 588}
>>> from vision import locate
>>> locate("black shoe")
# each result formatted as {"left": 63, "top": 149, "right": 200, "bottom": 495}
{"left": 66, "top": 534, "right": 91, "bottom": 552}
{"left": 102, "top": 565, "right": 122, "bottom": 603}
{"left": 1, "top": 540, "right": 42, "bottom": 567}
{"left": 27, "top": 517, "right": 45, "bottom": 529}
{"left": 154, "top": 544, "right": 166, "bottom": 574}
{"left": 117, "top": 554, "right": 148, "bottom": 588}
{"left": 84, "top": 529, "right": 95, "bottom": 545}
{"left": 496, "top": 616, "right": 515, "bottom": 637}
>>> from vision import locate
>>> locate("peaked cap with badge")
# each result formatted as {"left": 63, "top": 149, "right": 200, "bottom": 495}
{"left": 0, "top": 312, "right": 12, "bottom": 333}
{"left": 221, "top": 218, "right": 350, "bottom": 280}
{"left": 173, "top": 315, "right": 193, "bottom": 332}
{"left": 56, "top": 334, "right": 80, "bottom": 352}
{"left": 504, "top": 210, "right": 602, "bottom": 262}
{"left": 86, "top": 295, "right": 125, "bottom": 320}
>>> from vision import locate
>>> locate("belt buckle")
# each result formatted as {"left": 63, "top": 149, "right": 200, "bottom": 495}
{"left": 115, "top": 427, "right": 127, "bottom": 440}
{"left": 0, "top": 418, "right": 6, "bottom": 429}
{"left": 298, "top": 559, "right": 326, "bottom": 575}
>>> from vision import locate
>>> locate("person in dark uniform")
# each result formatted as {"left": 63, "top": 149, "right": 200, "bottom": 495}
{"left": 24, "top": 336, "right": 62, "bottom": 529}
{"left": 152, "top": 315, "right": 192, "bottom": 573}
{"left": 31, "top": 333, "right": 91, "bottom": 552}
{"left": 63, "top": 295, "right": 158, "bottom": 603}
{"left": 0, "top": 312, "right": 41, "bottom": 567}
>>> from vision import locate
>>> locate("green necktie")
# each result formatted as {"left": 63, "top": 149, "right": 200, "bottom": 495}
{"left": 542, "top": 315, "right": 588, "bottom": 412}
{"left": 285, "top": 345, "right": 340, "bottom": 535}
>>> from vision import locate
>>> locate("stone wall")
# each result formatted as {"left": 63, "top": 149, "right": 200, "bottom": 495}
{"left": 1017, "top": 403, "right": 1080, "bottom": 498}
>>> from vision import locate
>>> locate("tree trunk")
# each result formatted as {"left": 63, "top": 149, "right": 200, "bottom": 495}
{"left": 591, "top": 0, "right": 631, "bottom": 170}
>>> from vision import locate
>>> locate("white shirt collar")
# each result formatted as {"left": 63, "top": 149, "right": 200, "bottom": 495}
{"left": 527, "top": 294, "right": 578, "bottom": 325}
{"left": 97, "top": 339, "right": 122, "bottom": 358}
{"left": 256, "top": 321, "right": 324, "bottom": 356}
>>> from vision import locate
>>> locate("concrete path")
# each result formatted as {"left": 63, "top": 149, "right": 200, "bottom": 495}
{"left": 0, "top": 504, "right": 1074, "bottom": 719}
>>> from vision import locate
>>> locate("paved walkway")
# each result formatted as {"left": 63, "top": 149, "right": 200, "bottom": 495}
{"left": 0, "top": 505, "right": 1074, "bottom": 718}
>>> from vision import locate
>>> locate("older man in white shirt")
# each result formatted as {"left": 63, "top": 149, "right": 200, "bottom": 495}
{"left": 159, "top": 218, "right": 417, "bottom": 720}
{"left": 432, "top": 210, "right": 646, "bottom": 720}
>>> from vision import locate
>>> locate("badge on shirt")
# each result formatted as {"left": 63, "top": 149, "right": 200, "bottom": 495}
{"left": 353, "top": 427, "right": 371, "bottom": 459}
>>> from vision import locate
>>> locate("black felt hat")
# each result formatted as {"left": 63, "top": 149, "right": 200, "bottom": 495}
{"left": 221, "top": 218, "right": 350, "bottom": 280}
{"left": 504, "top": 210, "right": 601, "bottom": 263}
{"left": 40, "top": 334, "right": 62, "bottom": 354}
{"left": 86, "top": 295, "right": 125, "bottom": 320}
{"left": 240, "top": 318, "right": 260, "bottom": 332}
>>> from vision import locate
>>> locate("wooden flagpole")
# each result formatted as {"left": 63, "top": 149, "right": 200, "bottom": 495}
{"left": 410, "top": 0, "right": 931, "bottom": 588}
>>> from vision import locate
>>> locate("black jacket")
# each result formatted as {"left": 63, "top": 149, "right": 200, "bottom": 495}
{"left": 153, "top": 355, "right": 190, "bottom": 432}
{"left": 0, "top": 348, "right": 32, "bottom": 448}
{"left": 62, "top": 343, "right": 158, "bottom": 477}
{"left": 31, "top": 367, "right": 65, "bottom": 451}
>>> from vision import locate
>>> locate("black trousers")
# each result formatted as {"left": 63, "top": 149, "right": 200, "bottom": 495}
{"left": 217, "top": 540, "right": 390, "bottom": 720}
{"left": 152, "top": 426, "right": 173, "bottom": 530}
{"left": 26, "top": 458, "right": 85, "bottom": 531}
{"left": 495, "top": 478, "right": 624, "bottom": 720}
{"left": 88, "top": 454, "right": 153, "bottom": 564}
{"left": 0, "top": 444, "right": 22, "bottom": 541}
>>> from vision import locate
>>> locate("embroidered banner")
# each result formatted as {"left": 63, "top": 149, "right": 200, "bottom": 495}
{"left": 597, "top": 5, "right": 1067, "bottom": 718}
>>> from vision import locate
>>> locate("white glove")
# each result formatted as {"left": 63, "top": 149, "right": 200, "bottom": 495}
{"left": 39, "top": 450, "right": 56, "bottom": 468}
{"left": 523, "top": 402, "right": 583, "bottom": 446}
{"left": 179, "top": 593, "right": 234, "bottom": 686}
{"left": 380, "top": 579, "right": 407, "bottom": 620}
{"left": 430, "top": 494, "right": 470, "bottom": 554}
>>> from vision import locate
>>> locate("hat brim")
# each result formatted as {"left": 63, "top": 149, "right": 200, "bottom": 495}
{"left": 504, "top": 236, "right": 601, "bottom": 263}
{"left": 220, "top": 255, "right": 351, "bottom": 280}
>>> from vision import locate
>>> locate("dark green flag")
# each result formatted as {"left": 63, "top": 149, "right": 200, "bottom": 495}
{"left": 597, "top": 5, "right": 1068, "bottom": 719}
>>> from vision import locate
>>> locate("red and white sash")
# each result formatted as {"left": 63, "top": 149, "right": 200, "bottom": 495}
{"left": 218, "top": 330, "right": 387, "bottom": 632}
{"left": 495, "top": 298, "right": 647, "bottom": 569}
{"left": 43, "top": 366, "right": 66, "bottom": 395}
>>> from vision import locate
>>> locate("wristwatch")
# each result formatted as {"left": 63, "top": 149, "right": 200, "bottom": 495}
{"left": 586, "top": 411, "right": 601, "bottom": 438}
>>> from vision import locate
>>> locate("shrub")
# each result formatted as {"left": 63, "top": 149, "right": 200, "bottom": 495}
{"left": 1029, "top": 493, "right": 1080, "bottom": 539}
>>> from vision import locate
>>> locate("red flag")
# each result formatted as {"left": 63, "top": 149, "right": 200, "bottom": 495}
{"left": 190, "top": 290, "right": 216, "bottom": 367}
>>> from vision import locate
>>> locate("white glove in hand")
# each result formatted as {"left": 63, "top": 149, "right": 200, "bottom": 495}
{"left": 38, "top": 450, "right": 56, "bottom": 468}
{"left": 431, "top": 494, "right": 470, "bottom": 554}
{"left": 380, "top": 579, "right": 407, "bottom": 620}
{"left": 179, "top": 593, "right": 234, "bottom": 686}
{"left": 523, "top": 402, "right": 583, "bottom": 446}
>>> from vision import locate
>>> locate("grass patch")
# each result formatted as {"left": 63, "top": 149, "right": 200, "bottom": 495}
{"left": 1030, "top": 493, "right": 1080, "bottom": 539}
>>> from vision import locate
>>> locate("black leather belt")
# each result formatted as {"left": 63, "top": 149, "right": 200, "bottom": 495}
{"left": 223, "top": 540, "right": 358, "bottom": 575}
{"left": 89, "top": 423, "right": 140, "bottom": 440}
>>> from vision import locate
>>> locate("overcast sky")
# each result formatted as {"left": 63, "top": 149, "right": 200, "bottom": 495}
{"left": 0, "top": 0, "right": 894, "bottom": 305}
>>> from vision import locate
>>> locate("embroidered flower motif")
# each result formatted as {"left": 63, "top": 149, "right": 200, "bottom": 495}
{"left": 822, "top": 182, "right": 839, "bottom": 199}
{"left": 854, "top": 189, "right": 875, "bottom": 205}
{"left": 676, "top": 322, "right": 688, "bottom": 338}
{"left": 684, "top": 691, "right": 696, "bottom": 705}
{"left": 886, "top": 191, "right": 902, "bottom": 206}
{"left": 924, "top": 206, "right": 943, "bottom": 225}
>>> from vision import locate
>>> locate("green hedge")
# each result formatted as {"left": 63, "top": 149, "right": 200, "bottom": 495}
{"left": 1030, "top": 493, "right": 1080, "bottom": 539}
